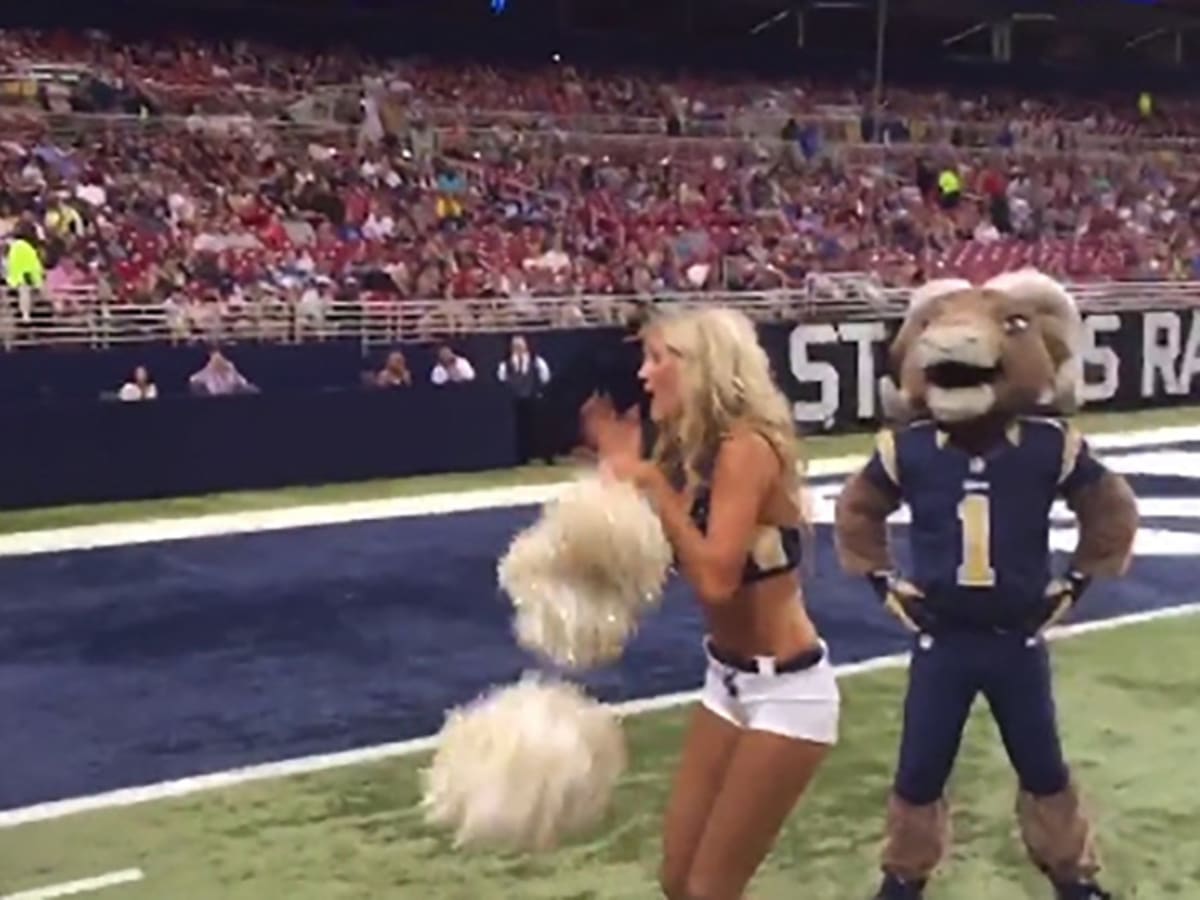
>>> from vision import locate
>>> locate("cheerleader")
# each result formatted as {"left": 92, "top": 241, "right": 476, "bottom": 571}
{"left": 583, "top": 306, "right": 839, "bottom": 900}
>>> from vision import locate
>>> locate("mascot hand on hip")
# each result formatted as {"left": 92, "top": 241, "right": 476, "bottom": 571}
{"left": 834, "top": 269, "right": 1138, "bottom": 900}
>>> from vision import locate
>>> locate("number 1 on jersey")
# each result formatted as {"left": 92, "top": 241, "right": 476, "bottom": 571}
{"left": 957, "top": 494, "right": 996, "bottom": 587}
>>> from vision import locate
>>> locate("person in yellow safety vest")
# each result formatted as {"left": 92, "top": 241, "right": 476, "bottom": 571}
{"left": 5, "top": 235, "right": 43, "bottom": 289}
{"left": 5, "top": 234, "right": 44, "bottom": 322}
{"left": 938, "top": 168, "right": 962, "bottom": 210}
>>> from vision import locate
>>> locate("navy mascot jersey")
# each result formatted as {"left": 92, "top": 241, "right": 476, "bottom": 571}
{"left": 862, "top": 417, "right": 1108, "bottom": 629}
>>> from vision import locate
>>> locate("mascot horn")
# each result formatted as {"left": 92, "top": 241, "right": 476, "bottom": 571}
{"left": 835, "top": 268, "right": 1137, "bottom": 900}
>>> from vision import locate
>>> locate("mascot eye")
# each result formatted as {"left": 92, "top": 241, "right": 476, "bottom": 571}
{"left": 1004, "top": 314, "right": 1030, "bottom": 334}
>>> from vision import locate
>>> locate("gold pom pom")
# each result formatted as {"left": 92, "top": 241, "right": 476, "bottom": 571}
{"left": 421, "top": 675, "right": 627, "bottom": 852}
{"left": 498, "top": 476, "right": 672, "bottom": 670}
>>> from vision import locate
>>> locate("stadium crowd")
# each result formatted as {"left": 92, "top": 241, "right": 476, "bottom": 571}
{"left": 7, "top": 28, "right": 1200, "bottom": 137}
{"left": 4, "top": 26, "right": 1200, "bottom": 341}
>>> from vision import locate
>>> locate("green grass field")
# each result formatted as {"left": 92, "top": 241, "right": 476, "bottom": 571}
{"left": 2, "top": 405, "right": 1200, "bottom": 900}
{"left": 3, "top": 617, "right": 1199, "bottom": 899}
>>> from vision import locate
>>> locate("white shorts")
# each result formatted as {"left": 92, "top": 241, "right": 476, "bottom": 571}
{"left": 700, "top": 638, "right": 840, "bottom": 746}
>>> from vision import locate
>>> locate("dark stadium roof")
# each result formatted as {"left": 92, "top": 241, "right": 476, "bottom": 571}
{"left": 16, "top": 0, "right": 1196, "bottom": 32}
{"left": 12, "top": 0, "right": 1198, "bottom": 88}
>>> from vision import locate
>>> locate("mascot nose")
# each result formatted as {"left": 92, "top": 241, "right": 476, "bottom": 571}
{"left": 922, "top": 325, "right": 984, "bottom": 353}
{"left": 918, "top": 324, "right": 1000, "bottom": 367}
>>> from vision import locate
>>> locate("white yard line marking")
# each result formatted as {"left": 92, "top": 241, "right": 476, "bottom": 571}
{"left": 1105, "top": 450, "right": 1200, "bottom": 476}
{"left": 1, "top": 869, "right": 144, "bottom": 900}
{"left": 1077, "top": 423, "right": 1200, "bottom": 448}
{"left": 0, "top": 424, "right": 1196, "bottom": 560}
{"left": 1050, "top": 527, "right": 1200, "bottom": 556}
{"left": 805, "top": 491, "right": 1200, "bottom": 526}
{"left": 1, "top": 601, "right": 1195, "bottom": 831}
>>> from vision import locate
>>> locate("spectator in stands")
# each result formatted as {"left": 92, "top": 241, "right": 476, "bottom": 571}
{"left": 118, "top": 366, "right": 158, "bottom": 402}
{"left": 430, "top": 344, "right": 476, "bottom": 386}
{"left": 434, "top": 161, "right": 467, "bottom": 228}
{"left": 44, "top": 194, "right": 84, "bottom": 241}
{"left": 9, "top": 31, "right": 1200, "bottom": 307}
{"left": 189, "top": 348, "right": 259, "bottom": 396}
{"left": 498, "top": 334, "right": 553, "bottom": 465}
{"left": 376, "top": 350, "right": 413, "bottom": 388}
{"left": 296, "top": 279, "right": 333, "bottom": 338}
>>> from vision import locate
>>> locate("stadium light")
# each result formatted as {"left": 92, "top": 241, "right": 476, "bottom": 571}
{"left": 1126, "top": 27, "right": 1168, "bottom": 48}
{"left": 749, "top": 9, "right": 790, "bottom": 35}
{"left": 942, "top": 21, "right": 989, "bottom": 47}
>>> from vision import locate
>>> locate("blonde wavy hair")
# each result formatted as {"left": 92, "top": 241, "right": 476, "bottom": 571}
{"left": 645, "top": 307, "right": 805, "bottom": 511}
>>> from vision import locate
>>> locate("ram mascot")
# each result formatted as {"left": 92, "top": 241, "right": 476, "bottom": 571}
{"left": 834, "top": 269, "right": 1138, "bottom": 900}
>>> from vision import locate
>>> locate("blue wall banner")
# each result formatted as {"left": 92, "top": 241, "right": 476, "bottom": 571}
{"left": 2, "top": 309, "right": 1198, "bottom": 508}
{"left": 0, "top": 386, "right": 517, "bottom": 509}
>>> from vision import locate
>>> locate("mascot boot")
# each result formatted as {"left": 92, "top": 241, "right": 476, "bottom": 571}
{"left": 835, "top": 270, "right": 1138, "bottom": 900}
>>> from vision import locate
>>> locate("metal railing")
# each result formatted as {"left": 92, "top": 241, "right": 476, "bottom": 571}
{"left": 1, "top": 106, "right": 1186, "bottom": 165}
{"left": 6, "top": 53, "right": 1200, "bottom": 154}
{"left": 4, "top": 278, "right": 1198, "bottom": 350}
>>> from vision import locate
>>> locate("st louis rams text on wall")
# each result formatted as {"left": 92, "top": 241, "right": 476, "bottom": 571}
{"left": 782, "top": 310, "right": 1200, "bottom": 427}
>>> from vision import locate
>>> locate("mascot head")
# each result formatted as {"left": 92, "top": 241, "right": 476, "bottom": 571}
{"left": 879, "top": 269, "right": 1084, "bottom": 426}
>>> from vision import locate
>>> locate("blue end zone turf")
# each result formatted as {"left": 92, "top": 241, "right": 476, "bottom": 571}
{"left": 2, "top": 441, "right": 1199, "bottom": 810}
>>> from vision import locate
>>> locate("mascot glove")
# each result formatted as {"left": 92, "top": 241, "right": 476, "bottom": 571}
{"left": 1030, "top": 570, "right": 1091, "bottom": 634}
{"left": 868, "top": 571, "right": 937, "bottom": 634}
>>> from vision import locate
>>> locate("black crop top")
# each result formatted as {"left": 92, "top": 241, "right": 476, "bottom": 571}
{"left": 689, "top": 483, "right": 804, "bottom": 585}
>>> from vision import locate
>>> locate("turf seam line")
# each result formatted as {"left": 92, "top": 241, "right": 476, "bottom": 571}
{"left": 1, "top": 601, "right": 1196, "bottom": 831}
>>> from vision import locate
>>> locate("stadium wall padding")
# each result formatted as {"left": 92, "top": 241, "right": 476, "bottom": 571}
{"left": 0, "top": 386, "right": 518, "bottom": 509}
{"left": 3, "top": 309, "right": 1200, "bottom": 507}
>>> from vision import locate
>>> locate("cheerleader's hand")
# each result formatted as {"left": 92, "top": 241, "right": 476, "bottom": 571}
{"left": 598, "top": 455, "right": 650, "bottom": 485}
{"left": 582, "top": 393, "right": 643, "bottom": 472}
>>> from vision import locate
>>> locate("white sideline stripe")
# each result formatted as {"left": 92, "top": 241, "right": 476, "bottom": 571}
{"left": 0, "top": 483, "right": 562, "bottom": 559}
{"left": 1106, "top": 451, "right": 1200, "bottom": 477}
{"left": 2, "top": 601, "right": 1196, "bottom": 831}
{"left": 0, "top": 424, "right": 1198, "bottom": 560}
{"left": 0, "top": 459, "right": 853, "bottom": 560}
{"left": 0, "top": 869, "right": 144, "bottom": 900}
